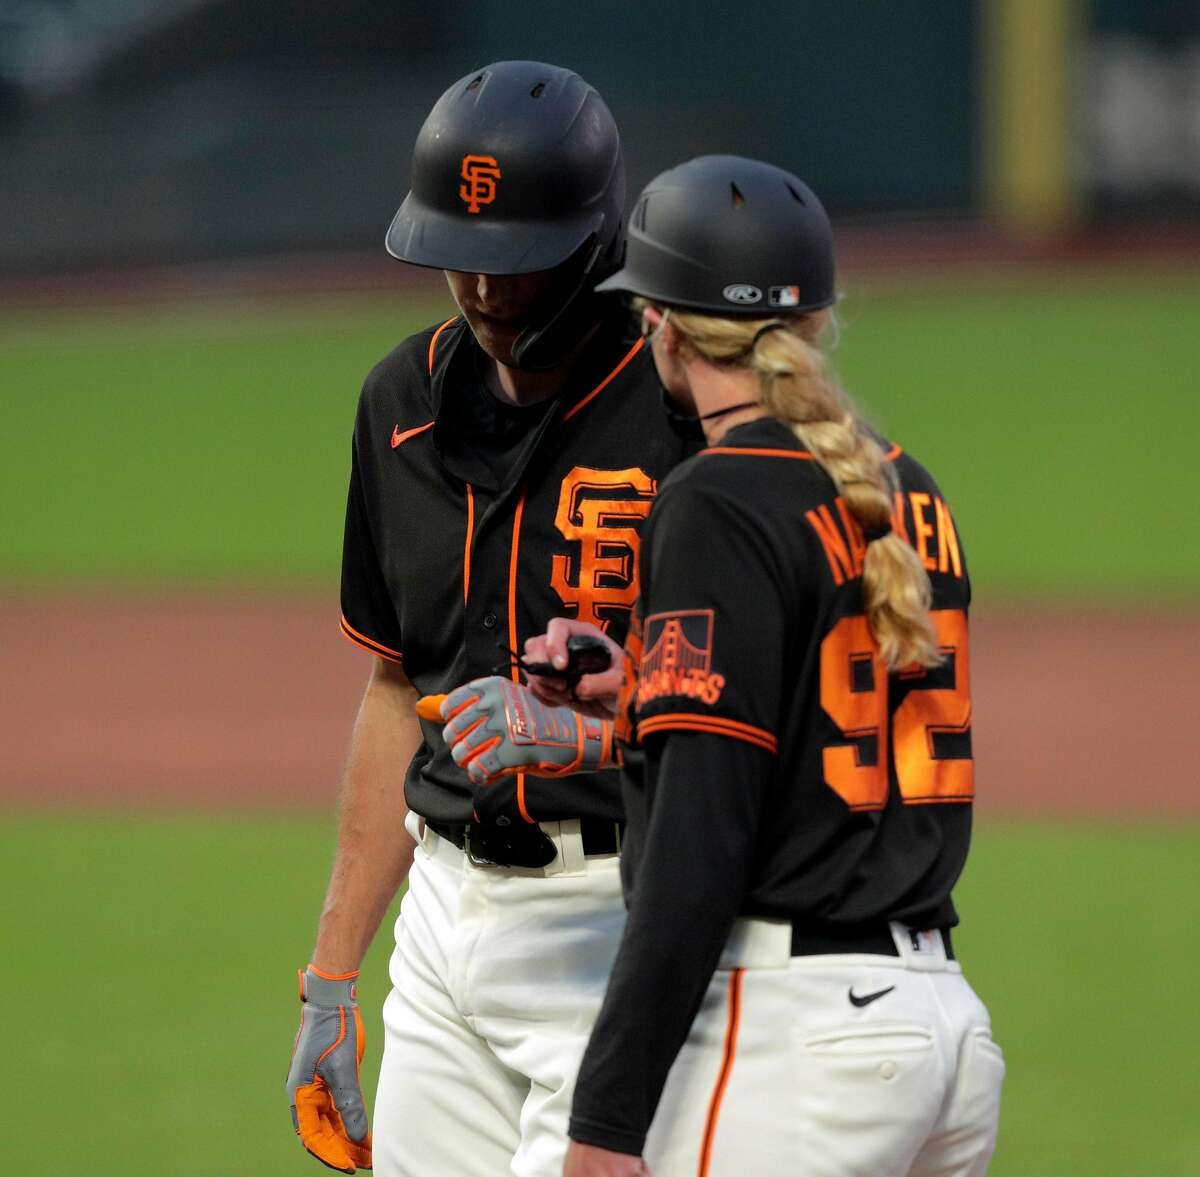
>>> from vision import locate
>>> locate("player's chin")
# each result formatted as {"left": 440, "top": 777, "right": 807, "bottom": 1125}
{"left": 469, "top": 317, "right": 524, "bottom": 364}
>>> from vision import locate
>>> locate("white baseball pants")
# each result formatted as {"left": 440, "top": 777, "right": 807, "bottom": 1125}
{"left": 645, "top": 917, "right": 1005, "bottom": 1176}
{"left": 372, "top": 817, "right": 625, "bottom": 1177}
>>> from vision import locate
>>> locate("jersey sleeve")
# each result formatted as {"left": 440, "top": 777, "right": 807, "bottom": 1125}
{"left": 569, "top": 485, "right": 790, "bottom": 1150}
{"left": 632, "top": 484, "right": 786, "bottom": 755}
{"left": 338, "top": 427, "right": 404, "bottom": 663}
{"left": 570, "top": 729, "right": 774, "bottom": 1153}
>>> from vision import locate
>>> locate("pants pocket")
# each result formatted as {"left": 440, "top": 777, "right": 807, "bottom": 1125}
{"left": 796, "top": 1023, "right": 944, "bottom": 1177}
{"left": 804, "top": 1022, "right": 935, "bottom": 1055}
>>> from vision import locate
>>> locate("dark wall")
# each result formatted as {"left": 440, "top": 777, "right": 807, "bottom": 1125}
{"left": 447, "top": 2, "right": 979, "bottom": 212}
{"left": 1082, "top": 0, "right": 1200, "bottom": 216}
{"left": 3, "top": 0, "right": 980, "bottom": 272}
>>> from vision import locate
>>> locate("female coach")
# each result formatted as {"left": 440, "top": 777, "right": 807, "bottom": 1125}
{"left": 443, "top": 155, "right": 1005, "bottom": 1176}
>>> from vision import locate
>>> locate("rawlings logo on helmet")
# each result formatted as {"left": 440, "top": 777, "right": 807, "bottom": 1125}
{"left": 722, "top": 283, "right": 762, "bottom": 304}
{"left": 459, "top": 154, "right": 502, "bottom": 214}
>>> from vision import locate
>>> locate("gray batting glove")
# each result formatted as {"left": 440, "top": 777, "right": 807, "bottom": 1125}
{"left": 440, "top": 676, "right": 615, "bottom": 788}
{"left": 286, "top": 966, "right": 372, "bottom": 1173}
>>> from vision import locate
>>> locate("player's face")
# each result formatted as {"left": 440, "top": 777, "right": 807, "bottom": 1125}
{"left": 445, "top": 268, "right": 569, "bottom": 367}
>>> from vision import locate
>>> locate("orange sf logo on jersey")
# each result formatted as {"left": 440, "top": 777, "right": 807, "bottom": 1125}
{"left": 551, "top": 467, "right": 656, "bottom": 628}
{"left": 459, "top": 155, "right": 502, "bottom": 213}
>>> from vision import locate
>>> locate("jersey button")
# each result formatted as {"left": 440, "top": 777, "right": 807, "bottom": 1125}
{"left": 482, "top": 612, "right": 498, "bottom": 630}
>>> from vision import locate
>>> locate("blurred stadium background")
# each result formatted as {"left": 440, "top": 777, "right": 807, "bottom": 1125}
{"left": 1, "top": 2, "right": 1198, "bottom": 1175}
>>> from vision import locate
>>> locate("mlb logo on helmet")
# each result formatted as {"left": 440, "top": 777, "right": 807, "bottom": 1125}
{"left": 460, "top": 154, "right": 502, "bottom": 214}
{"left": 769, "top": 286, "right": 801, "bottom": 307}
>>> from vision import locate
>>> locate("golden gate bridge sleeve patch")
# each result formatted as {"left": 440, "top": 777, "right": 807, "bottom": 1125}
{"left": 633, "top": 606, "right": 778, "bottom": 749}
{"left": 636, "top": 609, "right": 726, "bottom": 708}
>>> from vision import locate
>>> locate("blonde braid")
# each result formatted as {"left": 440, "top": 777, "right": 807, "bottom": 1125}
{"left": 665, "top": 307, "right": 941, "bottom": 670}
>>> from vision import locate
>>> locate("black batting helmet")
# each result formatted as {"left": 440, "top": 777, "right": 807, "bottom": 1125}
{"left": 596, "top": 155, "right": 835, "bottom": 316}
{"left": 387, "top": 61, "right": 625, "bottom": 369}
{"left": 387, "top": 61, "right": 623, "bottom": 275}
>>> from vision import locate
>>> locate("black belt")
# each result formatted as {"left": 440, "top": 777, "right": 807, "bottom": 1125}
{"left": 791, "top": 923, "right": 955, "bottom": 960}
{"left": 426, "top": 818, "right": 622, "bottom": 869}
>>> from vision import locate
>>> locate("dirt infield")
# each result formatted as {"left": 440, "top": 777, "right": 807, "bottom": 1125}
{"left": 2, "top": 594, "right": 1196, "bottom": 815}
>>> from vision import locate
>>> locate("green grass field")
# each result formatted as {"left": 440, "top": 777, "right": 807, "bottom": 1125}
{"left": 2, "top": 814, "right": 1197, "bottom": 1177}
{"left": 2, "top": 273, "right": 1199, "bottom": 598}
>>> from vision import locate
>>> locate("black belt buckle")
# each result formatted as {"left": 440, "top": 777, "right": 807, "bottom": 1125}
{"left": 465, "top": 821, "right": 558, "bottom": 869}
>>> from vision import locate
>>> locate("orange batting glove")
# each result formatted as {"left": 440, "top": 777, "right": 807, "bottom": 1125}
{"left": 286, "top": 966, "right": 372, "bottom": 1173}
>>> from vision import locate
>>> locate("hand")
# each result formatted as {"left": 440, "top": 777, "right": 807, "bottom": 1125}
{"left": 524, "top": 619, "right": 625, "bottom": 717}
{"left": 286, "top": 966, "right": 372, "bottom": 1173}
{"left": 440, "top": 675, "right": 615, "bottom": 792}
{"left": 564, "top": 1140, "right": 651, "bottom": 1176}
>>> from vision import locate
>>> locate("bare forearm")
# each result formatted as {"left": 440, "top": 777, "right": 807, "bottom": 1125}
{"left": 312, "top": 659, "right": 423, "bottom": 973}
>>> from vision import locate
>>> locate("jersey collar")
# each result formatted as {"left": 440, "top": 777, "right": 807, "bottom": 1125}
{"left": 428, "top": 317, "right": 651, "bottom": 491}
{"left": 715, "top": 416, "right": 810, "bottom": 452}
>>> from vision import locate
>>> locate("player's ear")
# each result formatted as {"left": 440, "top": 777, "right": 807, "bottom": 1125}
{"left": 642, "top": 305, "right": 680, "bottom": 354}
{"left": 640, "top": 305, "right": 664, "bottom": 339}
{"left": 659, "top": 316, "right": 685, "bottom": 357}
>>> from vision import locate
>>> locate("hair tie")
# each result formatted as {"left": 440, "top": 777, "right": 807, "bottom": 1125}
{"left": 752, "top": 322, "right": 789, "bottom": 347}
{"left": 862, "top": 522, "right": 892, "bottom": 544}
{"left": 736, "top": 321, "right": 790, "bottom": 361}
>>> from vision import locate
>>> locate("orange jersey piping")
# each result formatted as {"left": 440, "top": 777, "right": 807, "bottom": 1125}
{"left": 463, "top": 484, "right": 475, "bottom": 604}
{"left": 427, "top": 316, "right": 460, "bottom": 373}
{"left": 637, "top": 713, "right": 777, "bottom": 755}
{"left": 506, "top": 489, "right": 535, "bottom": 823}
{"left": 702, "top": 443, "right": 903, "bottom": 462}
{"left": 561, "top": 337, "right": 645, "bottom": 423}
{"left": 339, "top": 614, "right": 403, "bottom": 664}
{"left": 698, "top": 968, "right": 744, "bottom": 1176}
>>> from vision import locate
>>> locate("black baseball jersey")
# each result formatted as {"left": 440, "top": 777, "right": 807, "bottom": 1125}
{"left": 339, "top": 314, "right": 697, "bottom": 824}
{"left": 619, "top": 414, "right": 973, "bottom": 924}
{"left": 570, "top": 415, "right": 974, "bottom": 1154}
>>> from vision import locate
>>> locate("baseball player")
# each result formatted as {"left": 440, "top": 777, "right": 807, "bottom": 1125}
{"left": 284, "top": 63, "right": 697, "bottom": 1176}
{"left": 440, "top": 156, "right": 1005, "bottom": 1176}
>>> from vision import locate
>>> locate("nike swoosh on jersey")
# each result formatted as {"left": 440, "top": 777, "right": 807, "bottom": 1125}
{"left": 848, "top": 985, "right": 896, "bottom": 1008}
{"left": 391, "top": 422, "right": 434, "bottom": 449}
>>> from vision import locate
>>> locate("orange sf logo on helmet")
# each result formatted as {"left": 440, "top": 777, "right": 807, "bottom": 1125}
{"left": 459, "top": 155, "right": 502, "bottom": 214}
